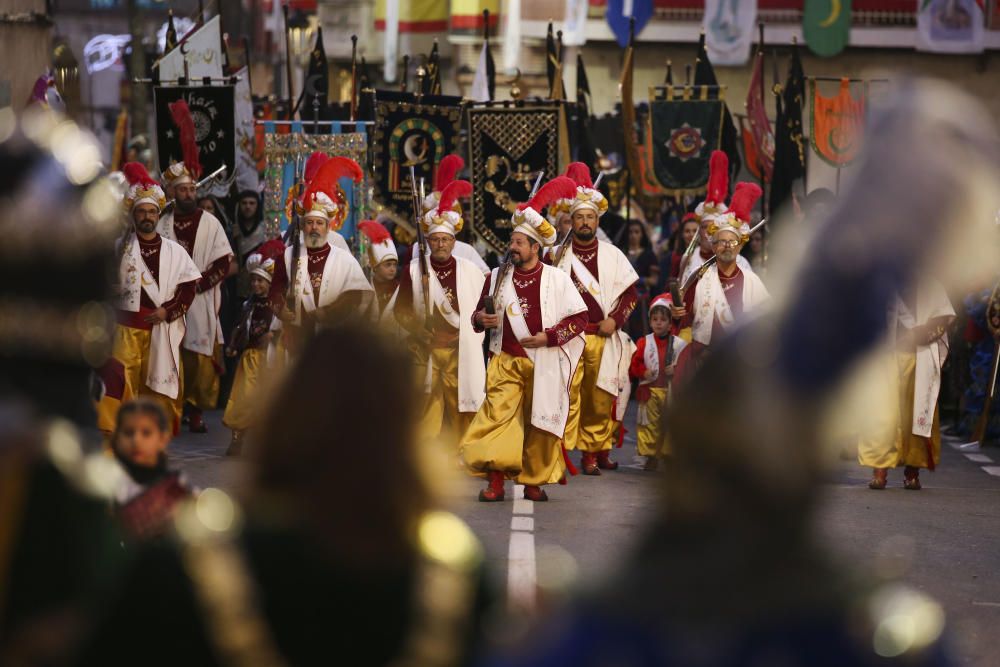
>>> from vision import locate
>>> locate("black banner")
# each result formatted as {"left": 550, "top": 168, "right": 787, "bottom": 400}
{"left": 467, "top": 105, "right": 562, "bottom": 253}
{"left": 647, "top": 87, "right": 725, "bottom": 195}
{"left": 154, "top": 86, "right": 235, "bottom": 181}
{"left": 372, "top": 92, "right": 463, "bottom": 225}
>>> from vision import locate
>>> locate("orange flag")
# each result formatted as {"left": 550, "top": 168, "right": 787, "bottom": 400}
{"left": 810, "top": 78, "right": 865, "bottom": 167}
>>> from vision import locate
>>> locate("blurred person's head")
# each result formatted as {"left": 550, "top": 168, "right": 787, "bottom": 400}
{"left": 697, "top": 219, "right": 714, "bottom": 254}
{"left": 238, "top": 191, "right": 260, "bottom": 222}
{"left": 748, "top": 229, "right": 765, "bottom": 256}
{"left": 427, "top": 232, "right": 455, "bottom": 263}
{"left": 713, "top": 230, "right": 742, "bottom": 267}
{"left": 302, "top": 215, "right": 328, "bottom": 249}
{"left": 509, "top": 231, "right": 541, "bottom": 268}
{"left": 197, "top": 195, "right": 216, "bottom": 215}
{"left": 373, "top": 258, "right": 398, "bottom": 284}
{"left": 803, "top": 188, "right": 835, "bottom": 222}
{"left": 251, "top": 325, "right": 428, "bottom": 568}
{"left": 623, "top": 220, "right": 650, "bottom": 251}
{"left": 112, "top": 398, "right": 171, "bottom": 468}
{"left": 680, "top": 215, "right": 699, "bottom": 248}
{"left": 650, "top": 306, "right": 670, "bottom": 337}
{"left": 556, "top": 212, "right": 572, "bottom": 239}
{"left": 571, "top": 208, "right": 599, "bottom": 242}
{"left": 132, "top": 202, "right": 159, "bottom": 237}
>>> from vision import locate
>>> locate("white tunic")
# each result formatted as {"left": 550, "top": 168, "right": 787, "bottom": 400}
{"left": 283, "top": 242, "right": 374, "bottom": 326}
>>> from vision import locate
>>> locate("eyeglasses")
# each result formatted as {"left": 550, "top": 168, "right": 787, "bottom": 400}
{"left": 713, "top": 239, "right": 740, "bottom": 249}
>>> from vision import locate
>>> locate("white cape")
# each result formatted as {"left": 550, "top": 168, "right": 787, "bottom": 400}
{"left": 691, "top": 264, "right": 770, "bottom": 346}
{"left": 284, "top": 243, "right": 374, "bottom": 326}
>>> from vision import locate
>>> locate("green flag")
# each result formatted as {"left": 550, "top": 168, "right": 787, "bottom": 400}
{"left": 803, "top": 0, "right": 852, "bottom": 57}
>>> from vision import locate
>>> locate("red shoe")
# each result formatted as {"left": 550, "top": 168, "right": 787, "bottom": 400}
{"left": 478, "top": 471, "right": 506, "bottom": 502}
{"left": 903, "top": 466, "right": 922, "bottom": 490}
{"left": 580, "top": 452, "right": 600, "bottom": 476}
{"left": 597, "top": 450, "right": 619, "bottom": 471}
{"left": 189, "top": 408, "right": 208, "bottom": 434}
{"left": 868, "top": 468, "right": 888, "bottom": 490}
{"left": 523, "top": 485, "right": 548, "bottom": 502}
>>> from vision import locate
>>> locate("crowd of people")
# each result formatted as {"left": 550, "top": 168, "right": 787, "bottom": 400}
{"left": 2, "top": 77, "right": 999, "bottom": 665}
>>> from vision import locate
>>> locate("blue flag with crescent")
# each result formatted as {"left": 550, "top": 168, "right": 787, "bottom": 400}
{"left": 606, "top": 0, "right": 652, "bottom": 48}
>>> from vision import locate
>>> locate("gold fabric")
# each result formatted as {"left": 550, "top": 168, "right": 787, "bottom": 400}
{"left": 112, "top": 325, "right": 182, "bottom": 433}
{"left": 183, "top": 345, "right": 221, "bottom": 410}
{"left": 222, "top": 347, "right": 268, "bottom": 432}
{"left": 563, "top": 334, "right": 617, "bottom": 453}
{"left": 461, "top": 353, "right": 566, "bottom": 487}
{"left": 858, "top": 352, "right": 941, "bottom": 470}
{"left": 417, "top": 346, "right": 473, "bottom": 450}
{"left": 637, "top": 387, "right": 669, "bottom": 458}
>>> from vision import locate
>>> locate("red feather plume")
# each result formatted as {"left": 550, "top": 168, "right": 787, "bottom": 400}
{"left": 434, "top": 155, "right": 464, "bottom": 191}
{"left": 301, "top": 157, "right": 364, "bottom": 207}
{"left": 358, "top": 220, "right": 391, "bottom": 245}
{"left": 168, "top": 99, "right": 202, "bottom": 179}
{"left": 122, "top": 162, "right": 157, "bottom": 187}
{"left": 256, "top": 238, "right": 287, "bottom": 262}
{"left": 304, "top": 152, "right": 330, "bottom": 183}
{"left": 706, "top": 150, "right": 728, "bottom": 206}
{"left": 436, "top": 180, "right": 472, "bottom": 216}
{"left": 518, "top": 176, "right": 577, "bottom": 212}
{"left": 729, "top": 182, "right": 763, "bottom": 224}
{"left": 564, "top": 162, "right": 593, "bottom": 189}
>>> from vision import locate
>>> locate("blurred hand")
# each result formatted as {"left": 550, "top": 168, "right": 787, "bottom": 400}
{"left": 477, "top": 310, "right": 500, "bottom": 329}
{"left": 519, "top": 333, "right": 548, "bottom": 349}
{"left": 597, "top": 317, "right": 617, "bottom": 337}
{"left": 143, "top": 307, "right": 168, "bottom": 324}
{"left": 669, "top": 305, "right": 687, "bottom": 320}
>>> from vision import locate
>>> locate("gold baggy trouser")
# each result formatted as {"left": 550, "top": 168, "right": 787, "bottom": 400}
{"left": 461, "top": 353, "right": 566, "bottom": 487}
{"left": 182, "top": 345, "right": 221, "bottom": 411}
{"left": 417, "top": 346, "right": 474, "bottom": 450}
{"left": 112, "top": 324, "right": 183, "bottom": 433}
{"left": 222, "top": 347, "right": 267, "bottom": 431}
{"left": 563, "top": 334, "right": 617, "bottom": 453}
{"left": 636, "top": 387, "right": 670, "bottom": 458}
{"left": 858, "top": 351, "right": 941, "bottom": 470}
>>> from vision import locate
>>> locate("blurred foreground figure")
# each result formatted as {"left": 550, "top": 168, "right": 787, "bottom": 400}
{"left": 489, "top": 79, "right": 1000, "bottom": 666}
{"left": 76, "top": 325, "right": 490, "bottom": 666}
{"left": 0, "top": 111, "right": 124, "bottom": 664}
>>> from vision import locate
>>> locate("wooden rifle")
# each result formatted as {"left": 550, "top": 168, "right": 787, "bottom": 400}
{"left": 160, "top": 164, "right": 228, "bottom": 216}
{"left": 285, "top": 155, "right": 305, "bottom": 315}
{"left": 410, "top": 165, "right": 432, "bottom": 327}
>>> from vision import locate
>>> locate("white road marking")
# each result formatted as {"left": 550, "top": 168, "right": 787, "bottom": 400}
{"left": 982, "top": 466, "right": 1000, "bottom": 477}
{"left": 512, "top": 497, "right": 534, "bottom": 515}
{"left": 511, "top": 516, "right": 534, "bottom": 531}
{"left": 965, "top": 453, "right": 994, "bottom": 464}
{"left": 507, "top": 484, "right": 537, "bottom": 611}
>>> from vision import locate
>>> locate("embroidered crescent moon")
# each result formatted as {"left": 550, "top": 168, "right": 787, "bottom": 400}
{"left": 506, "top": 302, "right": 517, "bottom": 317}
{"left": 819, "top": 0, "right": 841, "bottom": 27}
{"left": 141, "top": 276, "right": 153, "bottom": 286}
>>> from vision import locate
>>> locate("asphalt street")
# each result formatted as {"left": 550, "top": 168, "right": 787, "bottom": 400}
{"left": 170, "top": 408, "right": 1000, "bottom": 666}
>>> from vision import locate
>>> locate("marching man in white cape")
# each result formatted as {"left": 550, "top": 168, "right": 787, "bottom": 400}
{"left": 113, "top": 163, "right": 201, "bottom": 434}
{"left": 157, "top": 161, "right": 234, "bottom": 433}
{"left": 462, "top": 177, "right": 589, "bottom": 502}
{"left": 272, "top": 157, "right": 374, "bottom": 345}
{"left": 395, "top": 180, "right": 486, "bottom": 449}
{"left": 860, "top": 281, "right": 955, "bottom": 490}
{"left": 551, "top": 163, "right": 639, "bottom": 476}
{"left": 671, "top": 151, "right": 770, "bottom": 384}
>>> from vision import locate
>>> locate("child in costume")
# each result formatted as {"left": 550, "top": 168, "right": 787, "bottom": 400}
{"left": 629, "top": 293, "right": 687, "bottom": 470}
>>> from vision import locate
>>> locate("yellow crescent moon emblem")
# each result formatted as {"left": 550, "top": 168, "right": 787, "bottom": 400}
{"left": 141, "top": 276, "right": 152, "bottom": 286}
{"left": 819, "top": 0, "right": 841, "bottom": 28}
{"left": 506, "top": 302, "right": 517, "bottom": 317}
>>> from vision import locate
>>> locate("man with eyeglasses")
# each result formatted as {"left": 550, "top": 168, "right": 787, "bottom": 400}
{"left": 670, "top": 152, "right": 770, "bottom": 383}
{"left": 396, "top": 180, "right": 486, "bottom": 452}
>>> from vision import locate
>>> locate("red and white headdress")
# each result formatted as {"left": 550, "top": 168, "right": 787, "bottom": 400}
{"left": 511, "top": 177, "right": 576, "bottom": 247}
{"left": 122, "top": 162, "right": 166, "bottom": 214}
{"left": 300, "top": 157, "right": 364, "bottom": 230}
{"left": 564, "top": 162, "right": 608, "bottom": 217}
{"left": 358, "top": 220, "right": 397, "bottom": 266}
{"left": 421, "top": 180, "right": 472, "bottom": 237}
{"left": 694, "top": 150, "right": 730, "bottom": 225}
{"left": 421, "top": 154, "right": 464, "bottom": 215}
{"left": 648, "top": 292, "right": 673, "bottom": 314}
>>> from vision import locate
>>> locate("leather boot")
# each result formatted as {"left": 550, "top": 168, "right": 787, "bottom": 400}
{"left": 903, "top": 466, "right": 922, "bottom": 490}
{"left": 597, "top": 450, "right": 619, "bottom": 471}
{"left": 188, "top": 407, "right": 208, "bottom": 434}
{"left": 580, "top": 452, "right": 600, "bottom": 476}
{"left": 523, "top": 485, "right": 548, "bottom": 502}
{"left": 868, "top": 468, "right": 888, "bottom": 490}
{"left": 642, "top": 456, "right": 659, "bottom": 471}
{"left": 478, "top": 471, "right": 506, "bottom": 501}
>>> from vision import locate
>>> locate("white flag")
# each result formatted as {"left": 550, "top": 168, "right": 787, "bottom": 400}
{"left": 917, "top": 0, "right": 984, "bottom": 54}
{"left": 383, "top": 0, "right": 400, "bottom": 83}
{"left": 471, "top": 42, "right": 491, "bottom": 103}
{"left": 703, "top": 0, "right": 756, "bottom": 67}
{"left": 563, "top": 0, "right": 589, "bottom": 47}
{"left": 502, "top": 0, "right": 521, "bottom": 74}
{"left": 233, "top": 67, "right": 259, "bottom": 193}
{"left": 156, "top": 16, "right": 224, "bottom": 83}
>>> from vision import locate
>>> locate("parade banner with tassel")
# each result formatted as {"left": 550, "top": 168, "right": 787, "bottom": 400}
{"left": 154, "top": 85, "right": 235, "bottom": 197}
{"left": 809, "top": 78, "right": 865, "bottom": 167}
{"left": 261, "top": 123, "right": 369, "bottom": 239}
{"left": 372, "top": 92, "right": 462, "bottom": 224}
{"left": 769, "top": 41, "right": 806, "bottom": 217}
{"left": 917, "top": 0, "right": 986, "bottom": 54}
{"left": 803, "top": 0, "right": 852, "bottom": 57}
{"left": 703, "top": 0, "right": 757, "bottom": 66}
{"left": 467, "top": 104, "right": 562, "bottom": 252}
{"left": 745, "top": 50, "right": 775, "bottom": 181}
{"left": 155, "top": 15, "right": 224, "bottom": 82}
{"left": 646, "top": 86, "right": 725, "bottom": 195}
